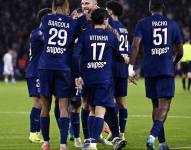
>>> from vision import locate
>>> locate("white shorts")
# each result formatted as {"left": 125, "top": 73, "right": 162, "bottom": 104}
{"left": 3, "top": 65, "right": 14, "bottom": 76}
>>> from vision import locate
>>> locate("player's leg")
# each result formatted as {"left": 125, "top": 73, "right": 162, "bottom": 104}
{"left": 81, "top": 96, "right": 90, "bottom": 142}
{"left": 117, "top": 97, "right": 128, "bottom": 140}
{"left": 3, "top": 73, "right": 9, "bottom": 83}
{"left": 54, "top": 98, "right": 60, "bottom": 128}
{"left": 151, "top": 99, "right": 166, "bottom": 146}
{"left": 10, "top": 68, "right": 16, "bottom": 83}
{"left": 40, "top": 96, "right": 52, "bottom": 150}
{"left": 157, "top": 98, "right": 171, "bottom": 150}
{"left": 39, "top": 69, "right": 53, "bottom": 150}
{"left": 187, "top": 63, "right": 191, "bottom": 90}
{"left": 90, "top": 106, "right": 106, "bottom": 150}
{"left": 55, "top": 70, "right": 73, "bottom": 150}
{"left": 147, "top": 76, "right": 174, "bottom": 150}
{"left": 59, "top": 97, "right": 70, "bottom": 150}
{"left": 145, "top": 77, "right": 157, "bottom": 150}
{"left": 70, "top": 95, "right": 82, "bottom": 148}
{"left": 29, "top": 97, "right": 42, "bottom": 143}
{"left": 112, "top": 78, "right": 128, "bottom": 140}
{"left": 180, "top": 62, "right": 186, "bottom": 90}
{"left": 27, "top": 77, "right": 42, "bottom": 143}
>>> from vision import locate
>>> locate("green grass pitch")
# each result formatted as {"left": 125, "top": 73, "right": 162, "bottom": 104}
{"left": 0, "top": 79, "right": 191, "bottom": 150}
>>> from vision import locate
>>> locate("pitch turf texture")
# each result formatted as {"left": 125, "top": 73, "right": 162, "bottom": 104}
{"left": 0, "top": 79, "right": 191, "bottom": 150}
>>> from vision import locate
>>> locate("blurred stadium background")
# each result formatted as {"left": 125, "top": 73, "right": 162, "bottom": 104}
{"left": 0, "top": 0, "right": 191, "bottom": 79}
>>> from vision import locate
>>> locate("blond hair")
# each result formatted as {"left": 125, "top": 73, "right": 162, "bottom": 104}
{"left": 52, "top": 0, "right": 70, "bottom": 16}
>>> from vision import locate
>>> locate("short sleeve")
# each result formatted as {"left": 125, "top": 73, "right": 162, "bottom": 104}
{"left": 173, "top": 22, "right": 183, "bottom": 45}
{"left": 134, "top": 21, "right": 143, "bottom": 38}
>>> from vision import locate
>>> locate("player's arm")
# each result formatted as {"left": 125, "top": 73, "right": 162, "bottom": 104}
{"left": 173, "top": 22, "right": 184, "bottom": 65}
{"left": 128, "top": 21, "right": 143, "bottom": 85}
{"left": 129, "top": 37, "right": 142, "bottom": 65}
{"left": 173, "top": 44, "right": 183, "bottom": 66}
{"left": 72, "top": 35, "right": 84, "bottom": 89}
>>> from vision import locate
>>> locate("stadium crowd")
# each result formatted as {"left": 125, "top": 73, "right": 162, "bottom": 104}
{"left": 0, "top": 0, "right": 191, "bottom": 79}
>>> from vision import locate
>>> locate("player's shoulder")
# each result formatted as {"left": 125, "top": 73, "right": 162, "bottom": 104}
{"left": 77, "top": 15, "right": 86, "bottom": 22}
{"left": 31, "top": 27, "right": 43, "bottom": 38}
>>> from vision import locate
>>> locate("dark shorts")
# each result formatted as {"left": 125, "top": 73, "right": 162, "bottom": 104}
{"left": 181, "top": 61, "right": 191, "bottom": 74}
{"left": 145, "top": 76, "right": 175, "bottom": 100}
{"left": 85, "top": 83, "right": 115, "bottom": 107}
{"left": 114, "top": 77, "right": 128, "bottom": 97}
{"left": 39, "top": 69, "right": 72, "bottom": 98}
{"left": 26, "top": 77, "right": 40, "bottom": 97}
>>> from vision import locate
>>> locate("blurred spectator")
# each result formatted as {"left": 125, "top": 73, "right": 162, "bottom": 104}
{"left": 2, "top": 49, "right": 16, "bottom": 83}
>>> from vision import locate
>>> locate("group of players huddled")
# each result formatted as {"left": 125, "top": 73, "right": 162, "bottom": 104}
{"left": 25, "top": 0, "right": 183, "bottom": 150}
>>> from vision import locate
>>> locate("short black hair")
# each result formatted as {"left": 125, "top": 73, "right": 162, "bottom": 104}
{"left": 149, "top": 0, "right": 165, "bottom": 12}
{"left": 37, "top": 8, "right": 52, "bottom": 22}
{"left": 54, "top": 0, "right": 65, "bottom": 7}
{"left": 91, "top": 8, "right": 109, "bottom": 25}
{"left": 106, "top": 0, "right": 123, "bottom": 17}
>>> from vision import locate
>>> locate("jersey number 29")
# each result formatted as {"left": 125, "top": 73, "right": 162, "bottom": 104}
{"left": 48, "top": 28, "right": 67, "bottom": 46}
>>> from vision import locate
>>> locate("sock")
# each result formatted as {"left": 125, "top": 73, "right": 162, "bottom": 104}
{"left": 105, "top": 107, "right": 119, "bottom": 138}
{"left": 182, "top": 78, "right": 186, "bottom": 90}
{"left": 158, "top": 125, "right": 166, "bottom": 143}
{"left": 70, "top": 112, "right": 80, "bottom": 138}
{"left": 40, "top": 117, "right": 50, "bottom": 141}
{"left": 91, "top": 117, "right": 104, "bottom": 143}
{"left": 60, "top": 117, "right": 70, "bottom": 144}
{"left": 119, "top": 108, "right": 128, "bottom": 133}
{"left": 36, "top": 109, "right": 41, "bottom": 132}
{"left": 115, "top": 103, "right": 119, "bottom": 114}
{"left": 30, "top": 107, "right": 41, "bottom": 133}
{"left": 81, "top": 109, "right": 90, "bottom": 139}
{"left": 54, "top": 99, "right": 60, "bottom": 128}
{"left": 151, "top": 120, "right": 163, "bottom": 137}
{"left": 69, "top": 123, "right": 74, "bottom": 138}
{"left": 88, "top": 116, "right": 95, "bottom": 138}
{"left": 188, "top": 78, "right": 191, "bottom": 90}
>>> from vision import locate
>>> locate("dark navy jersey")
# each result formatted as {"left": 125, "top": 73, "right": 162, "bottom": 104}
{"left": 38, "top": 14, "right": 79, "bottom": 71}
{"left": 109, "top": 18, "right": 131, "bottom": 78}
{"left": 25, "top": 28, "right": 43, "bottom": 78}
{"left": 134, "top": 14, "right": 183, "bottom": 77}
{"left": 73, "top": 28, "right": 125, "bottom": 85}
{"left": 77, "top": 15, "right": 93, "bottom": 33}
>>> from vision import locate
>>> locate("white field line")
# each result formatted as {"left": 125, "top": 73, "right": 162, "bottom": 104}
{"left": 0, "top": 112, "right": 191, "bottom": 119}
{"left": 171, "top": 146, "right": 191, "bottom": 149}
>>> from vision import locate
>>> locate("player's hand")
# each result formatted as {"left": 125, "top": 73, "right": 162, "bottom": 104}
{"left": 128, "top": 64, "right": 137, "bottom": 85}
{"left": 75, "top": 77, "right": 84, "bottom": 90}
{"left": 122, "top": 54, "right": 129, "bottom": 64}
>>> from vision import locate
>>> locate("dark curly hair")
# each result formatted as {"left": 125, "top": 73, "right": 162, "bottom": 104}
{"left": 149, "top": 0, "right": 165, "bottom": 12}
{"left": 91, "top": 8, "right": 109, "bottom": 25}
{"left": 106, "top": 0, "right": 123, "bottom": 17}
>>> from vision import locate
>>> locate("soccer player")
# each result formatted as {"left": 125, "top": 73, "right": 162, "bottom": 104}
{"left": 38, "top": 0, "right": 79, "bottom": 150}
{"left": 25, "top": 8, "right": 52, "bottom": 143}
{"left": 3, "top": 49, "right": 15, "bottom": 83}
{"left": 128, "top": 0, "right": 183, "bottom": 150}
{"left": 77, "top": 0, "right": 98, "bottom": 145}
{"left": 180, "top": 38, "right": 191, "bottom": 90}
{"left": 73, "top": 8, "right": 128, "bottom": 150}
{"left": 106, "top": 0, "right": 130, "bottom": 140}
